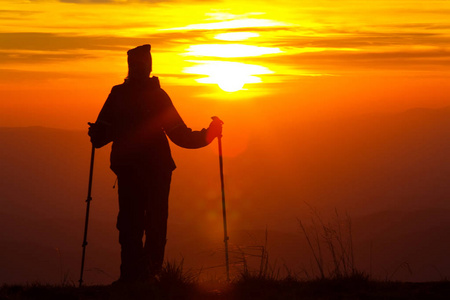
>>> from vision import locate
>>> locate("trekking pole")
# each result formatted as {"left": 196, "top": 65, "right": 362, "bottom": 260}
{"left": 212, "top": 117, "right": 230, "bottom": 281}
{"left": 79, "top": 143, "right": 95, "bottom": 287}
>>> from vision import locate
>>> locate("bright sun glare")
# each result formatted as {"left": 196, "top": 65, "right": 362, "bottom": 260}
{"left": 182, "top": 39, "right": 280, "bottom": 92}
{"left": 184, "top": 61, "right": 273, "bottom": 93}
{"left": 214, "top": 32, "right": 260, "bottom": 41}
{"left": 178, "top": 19, "right": 283, "bottom": 93}
{"left": 185, "top": 44, "right": 281, "bottom": 58}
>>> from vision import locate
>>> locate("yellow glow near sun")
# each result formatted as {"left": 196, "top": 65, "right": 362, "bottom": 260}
{"left": 185, "top": 44, "right": 281, "bottom": 58}
{"left": 214, "top": 32, "right": 260, "bottom": 41}
{"left": 164, "top": 18, "right": 288, "bottom": 31}
{"left": 161, "top": 14, "right": 288, "bottom": 92}
{"left": 183, "top": 61, "right": 273, "bottom": 93}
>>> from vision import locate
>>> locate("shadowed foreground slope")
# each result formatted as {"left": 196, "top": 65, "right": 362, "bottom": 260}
{"left": 1, "top": 280, "right": 449, "bottom": 300}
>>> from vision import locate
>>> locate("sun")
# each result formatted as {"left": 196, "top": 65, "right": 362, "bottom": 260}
{"left": 217, "top": 78, "right": 245, "bottom": 92}
{"left": 181, "top": 38, "right": 280, "bottom": 93}
{"left": 183, "top": 60, "right": 272, "bottom": 93}
{"left": 213, "top": 71, "right": 247, "bottom": 92}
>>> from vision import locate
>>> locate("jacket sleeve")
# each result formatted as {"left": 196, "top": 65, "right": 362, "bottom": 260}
{"left": 89, "top": 87, "right": 117, "bottom": 148}
{"left": 158, "top": 89, "right": 212, "bottom": 149}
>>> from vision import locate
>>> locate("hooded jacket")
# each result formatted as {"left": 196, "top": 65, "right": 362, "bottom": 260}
{"left": 92, "top": 77, "right": 210, "bottom": 172}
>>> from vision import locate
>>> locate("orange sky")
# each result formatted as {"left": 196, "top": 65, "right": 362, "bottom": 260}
{"left": 1, "top": 1, "right": 450, "bottom": 284}
{"left": 1, "top": 0, "right": 449, "bottom": 133}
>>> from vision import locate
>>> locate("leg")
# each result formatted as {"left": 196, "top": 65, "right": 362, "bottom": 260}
{"left": 143, "top": 170, "right": 172, "bottom": 277}
{"left": 116, "top": 167, "right": 146, "bottom": 282}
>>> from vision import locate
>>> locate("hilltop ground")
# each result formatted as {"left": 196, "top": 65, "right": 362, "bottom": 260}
{"left": 1, "top": 279, "right": 449, "bottom": 300}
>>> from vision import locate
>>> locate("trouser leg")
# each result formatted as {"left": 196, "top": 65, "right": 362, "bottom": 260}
{"left": 116, "top": 167, "right": 172, "bottom": 281}
{"left": 143, "top": 170, "right": 172, "bottom": 276}
{"left": 116, "top": 168, "right": 146, "bottom": 281}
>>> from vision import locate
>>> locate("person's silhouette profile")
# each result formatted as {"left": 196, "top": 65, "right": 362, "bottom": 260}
{"left": 89, "top": 44, "right": 223, "bottom": 284}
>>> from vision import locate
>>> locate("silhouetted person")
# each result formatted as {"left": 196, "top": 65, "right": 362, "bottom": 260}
{"left": 88, "top": 44, "right": 222, "bottom": 284}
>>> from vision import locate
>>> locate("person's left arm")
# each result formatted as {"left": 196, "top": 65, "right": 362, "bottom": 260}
{"left": 157, "top": 89, "right": 221, "bottom": 148}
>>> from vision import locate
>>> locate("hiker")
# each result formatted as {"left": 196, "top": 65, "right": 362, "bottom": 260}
{"left": 88, "top": 44, "right": 223, "bottom": 283}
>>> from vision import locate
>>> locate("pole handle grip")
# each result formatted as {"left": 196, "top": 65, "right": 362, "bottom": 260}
{"left": 211, "top": 116, "right": 224, "bottom": 124}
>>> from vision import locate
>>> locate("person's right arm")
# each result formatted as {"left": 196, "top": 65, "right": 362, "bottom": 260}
{"left": 88, "top": 87, "right": 117, "bottom": 148}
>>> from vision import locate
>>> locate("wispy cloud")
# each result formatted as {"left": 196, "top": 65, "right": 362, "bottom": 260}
{"left": 255, "top": 48, "right": 450, "bottom": 79}
{"left": 0, "top": 32, "right": 165, "bottom": 51}
{"left": 1, "top": 0, "right": 450, "bottom": 83}
{"left": 59, "top": 0, "right": 116, "bottom": 3}
{"left": 57, "top": 0, "right": 219, "bottom": 3}
{"left": 0, "top": 30, "right": 213, "bottom": 54}
{"left": 0, "top": 68, "right": 83, "bottom": 82}
{"left": 0, "top": 9, "right": 39, "bottom": 20}
{"left": 0, "top": 50, "right": 95, "bottom": 64}
{"left": 270, "top": 31, "right": 450, "bottom": 49}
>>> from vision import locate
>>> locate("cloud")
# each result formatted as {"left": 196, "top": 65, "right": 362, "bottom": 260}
{"left": 0, "top": 51, "right": 95, "bottom": 64}
{"left": 243, "top": 23, "right": 450, "bottom": 73}
{"left": 0, "top": 33, "right": 147, "bottom": 66}
{"left": 0, "top": 31, "right": 199, "bottom": 54}
{"left": 0, "top": 31, "right": 213, "bottom": 67}
{"left": 261, "top": 49, "right": 450, "bottom": 74}
{"left": 0, "top": 69, "right": 83, "bottom": 83}
{"left": 274, "top": 33, "right": 450, "bottom": 49}
{"left": 2, "top": 8, "right": 449, "bottom": 77}
{"left": 269, "top": 24, "right": 450, "bottom": 48}
{"left": 0, "top": 32, "right": 134, "bottom": 51}
{"left": 0, "top": 10, "right": 39, "bottom": 20}
{"left": 57, "top": 0, "right": 218, "bottom": 3}
{"left": 388, "top": 8, "right": 450, "bottom": 15}
{"left": 59, "top": 0, "right": 115, "bottom": 3}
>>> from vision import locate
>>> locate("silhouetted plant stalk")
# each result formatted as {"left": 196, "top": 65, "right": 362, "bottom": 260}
{"left": 386, "top": 261, "right": 412, "bottom": 281}
{"left": 159, "top": 258, "right": 198, "bottom": 286}
{"left": 298, "top": 206, "right": 359, "bottom": 279}
{"left": 236, "top": 229, "right": 281, "bottom": 281}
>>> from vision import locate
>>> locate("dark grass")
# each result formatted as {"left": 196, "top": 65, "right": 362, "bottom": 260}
{"left": 2, "top": 212, "right": 449, "bottom": 299}
{"left": 230, "top": 275, "right": 450, "bottom": 300}
{"left": 0, "top": 279, "right": 204, "bottom": 300}
{"left": 2, "top": 278, "right": 449, "bottom": 300}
